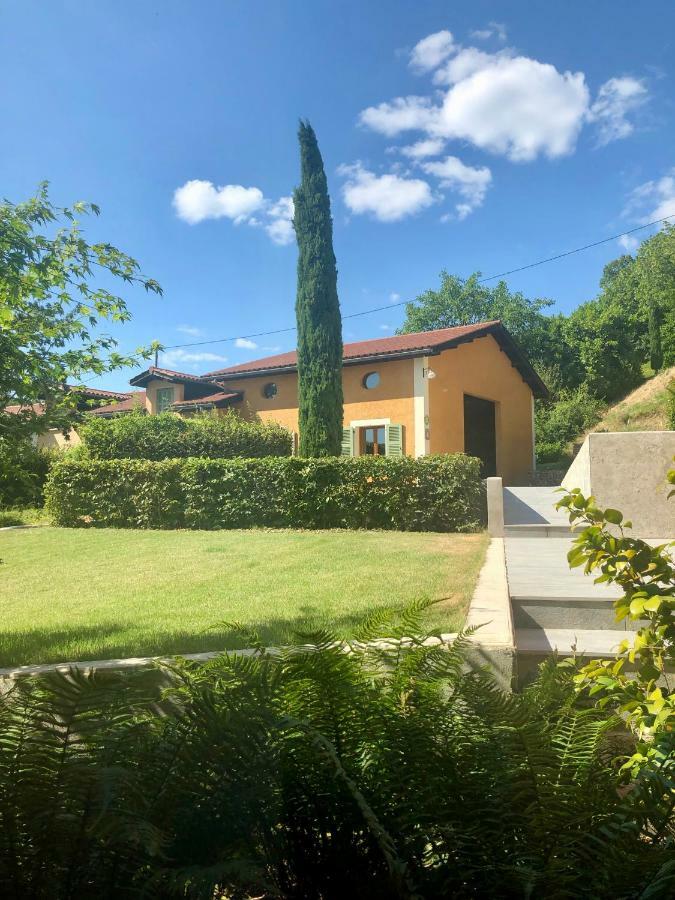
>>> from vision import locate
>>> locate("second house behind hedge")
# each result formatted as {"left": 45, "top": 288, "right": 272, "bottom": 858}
{"left": 96, "top": 321, "right": 548, "bottom": 485}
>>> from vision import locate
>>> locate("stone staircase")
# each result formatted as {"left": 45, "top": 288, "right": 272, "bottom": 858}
{"left": 501, "top": 486, "right": 627, "bottom": 681}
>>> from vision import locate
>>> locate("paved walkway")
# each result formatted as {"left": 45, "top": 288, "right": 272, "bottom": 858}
{"left": 503, "top": 486, "right": 626, "bottom": 663}
{"left": 504, "top": 536, "right": 622, "bottom": 601}
{"left": 503, "top": 486, "right": 570, "bottom": 526}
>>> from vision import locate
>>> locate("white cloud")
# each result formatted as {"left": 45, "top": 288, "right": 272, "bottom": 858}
{"left": 379, "top": 324, "right": 392, "bottom": 331}
{"left": 399, "top": 138, "right": 446, "bottom": 159}
{"left": 471, "top": 22, "right": 507, "bottom": 42}
{"left": 264, "top": 196, "right": 295, "bottom": 245}
{"left": 161, "top": 348, "right": 228, "bottom": 370}
{"left": 618, "top": 234, "right": 639, "bottom": 252}
{"left": 361, "top": 34, "right": 654, "bottom": 162}
{"left": 433, "top": 47, "right": 499, "bottom": 86}
{"left": 176, "top": 325, "right": 204, "bottom": 337}
{"left": 588, "top": 77, "right": 648, "bottom": 145}
{"left": 389, "top": 292, "right": 401, "bottom": 303}
{"left": 235, "top": 337, "right": 258, "bottom": 349}
{"left": 359, "top": 96, "right": 436, "bottom": 137}
{"left": 173, "top": 180, "right": 264, "bottom": 224}
{"left": 433, "top": 56, "right": 589, "bottom": 161}
{"left": 624, "top": 168, "right": 675, "bottom": 223}
{"left": 339, "top": 162, "right": 435, "bottom": 222}
{"left": 422, "top": 155, "right": 492, "bottom": 218}
{"left": 409, "top": 30, "right": 455, "bottom": 73}
{"left": 361, "top": 53, "right": 589, "bottom": 161}
{"left": 173, "top": 181, "right": 295, "bottom": 246}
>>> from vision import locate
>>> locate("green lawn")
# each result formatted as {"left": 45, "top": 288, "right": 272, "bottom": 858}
{"left": 0, "top": 527, "right": 488, "bottom": 667}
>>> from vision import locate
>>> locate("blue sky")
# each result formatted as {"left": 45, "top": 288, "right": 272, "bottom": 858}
{"left": 2, "top": 0, "right": 675, "bottom": 391}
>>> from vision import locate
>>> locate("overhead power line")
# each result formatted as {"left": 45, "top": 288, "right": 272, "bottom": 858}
{"left": 159, "top": 211, "right": 675, "bottom": 353}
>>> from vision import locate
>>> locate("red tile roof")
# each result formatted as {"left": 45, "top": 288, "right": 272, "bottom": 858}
{"left": 4, "top": 402, "right": 48, "bottom": 416}
{"left": 209, "top": 320, "right": 548, "bottom": 398}
{"left": 4, "top": 386, "right": 133, "bottom": 417}
{"left": 129, "top": 366, "right": 223, "bottom": 388}
{"left": 74, "top": 387, "right": 133, "bottom": 400}
{"left": 207, "top": 321, "right": 502, "bottom": 376}
{"left": 87, "top": 391, "right": 147, "bottom": 416}
{"left": 124, "top": 321, "right": 548, "bottom": 398}
{"left": 171, "top": 390, "right": 241, "bottom": 408}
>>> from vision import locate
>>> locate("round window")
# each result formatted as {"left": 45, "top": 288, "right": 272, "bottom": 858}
{"left": 362, "top": 371, "right": 380, "bottom": 390}
{"left": 262, "top": 382, "right": 278, "bottom": 399}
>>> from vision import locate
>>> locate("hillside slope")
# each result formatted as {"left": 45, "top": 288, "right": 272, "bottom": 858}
{"left": 592, "top": 366, "right": 675, "bottom": 434}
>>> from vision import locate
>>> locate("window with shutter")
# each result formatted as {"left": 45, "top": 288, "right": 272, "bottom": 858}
{"left": 341, "top": 427, "right": 355, "bottom": 456}
{"left": 385, "top": 424, "right": 403, "bottom": 457}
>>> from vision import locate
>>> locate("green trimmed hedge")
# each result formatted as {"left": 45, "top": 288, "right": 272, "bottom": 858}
{"left": 45, "top": 454, "right": 483, "bottom": 532}
{"left": 0, "top": 438, "right": 57, "bottom": 507}
{"left": 79, "top": 411, "right": 292, "bottom": 460}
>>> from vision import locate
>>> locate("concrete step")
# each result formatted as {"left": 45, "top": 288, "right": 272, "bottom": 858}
{"left": 515, "top": 626, "right": 629, "bottom": 685}
{"left": 504, "top": 537, "right": 622, "bottom": 602}
{"left": 516, "top": 627, "right": 628, "bottom": 657}
{"left": 512, "top": 594, "right": 637, "bottom": 631}
{"left": 504, "top": 524, "right": 572, "bottom": 538}
{"left": 503, "top": 486, "right": 569, "bottom": 527}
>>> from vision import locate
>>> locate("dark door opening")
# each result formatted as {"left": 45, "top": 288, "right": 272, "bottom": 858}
{"left": 463, "top": 394, "right": 497, "bottom": 477}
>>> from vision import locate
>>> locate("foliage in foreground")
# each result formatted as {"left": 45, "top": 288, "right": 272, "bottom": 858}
{"left": 0, "top": 608, "right": 673, "bottom": 900}
{"left": 0, "top": 440, "right": 56, "bottom": 507}
{"left": 45, "top": 453, "right": 483, "bottom": 532}
{"left": 556, "top": 458, "right": 675, "bottom": 773}
{"left": 0, "top": 184, "right": 161, "bottom": 446}
{"left": 78, "top": 409, "right": 292, "bottom": 460}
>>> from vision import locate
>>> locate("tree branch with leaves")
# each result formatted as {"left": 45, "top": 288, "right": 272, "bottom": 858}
{"left": 0, "top": 183, "right": 162, "bottom": 444}
{"left": 556, "top": 462, "right": 675, "bottom": 775}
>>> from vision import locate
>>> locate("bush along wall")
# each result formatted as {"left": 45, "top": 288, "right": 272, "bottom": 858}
{"left": 78, "top": 411, "right": 293, "bottom": 460}
{"left": 45, "top": 454, "right": 483, "bottom": 532}
{"left": 0, "top": 438, "right": 58, "bottom": 507}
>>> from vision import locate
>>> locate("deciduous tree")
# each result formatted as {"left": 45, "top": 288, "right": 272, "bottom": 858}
{"left": 0, "top": 183, "right": 161, "bottom": 445}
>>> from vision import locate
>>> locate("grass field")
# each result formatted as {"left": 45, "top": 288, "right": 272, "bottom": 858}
{"left": 0, "top": 527, "right": 488, "bottom": 667}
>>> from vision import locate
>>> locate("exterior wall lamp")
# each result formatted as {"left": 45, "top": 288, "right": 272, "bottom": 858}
{"left": 423, "top": 368, "right": 437, "bottom": 379}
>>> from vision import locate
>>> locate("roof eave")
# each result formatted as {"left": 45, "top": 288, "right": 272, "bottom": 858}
{"left": 129, "top": 369, "right": 214, "bottom": 388}
{"left": 171, "top": 391, "right": 243, "bottom": 411}
{"left": 211, "top": 348, "right": 434, "bottom": 380}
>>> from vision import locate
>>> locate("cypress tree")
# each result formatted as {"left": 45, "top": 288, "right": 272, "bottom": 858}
{"left": 648, "top": 302, "right": 663, "bottom": 372}
{"left": 293, "top": 120, "right": 343, "bottom": 456}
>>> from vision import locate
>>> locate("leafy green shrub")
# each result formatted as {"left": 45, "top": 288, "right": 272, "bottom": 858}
{"left": 45, "top": 454, "right": 483, "bottom": 532}
{"left": 556, "top": 461, "right": 675, "bottom": 775}
{"left": 535, "top": 439, "right": 568, "bottom": 464}
{"left": 0, "top": 611, "right": 672, "bottom": 898}
{"left": 0, "top": 437, "right": 57, "bottom": 507}
{"left": 668, "top": 380, "right": 675, "bottom": 429}
{"left": 79, "top": 410, "right": 292, "bottom": 460}
{"left": 535, "top": 383, "right": 604, "bottom": 460}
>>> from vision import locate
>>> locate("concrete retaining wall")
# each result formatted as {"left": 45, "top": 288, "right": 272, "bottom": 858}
{"left": 562, "top": 431, "right": 675, "bottom": 537}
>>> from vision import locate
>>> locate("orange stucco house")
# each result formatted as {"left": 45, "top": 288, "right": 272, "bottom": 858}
{"left": 117, "top": 320, "right": 547, "bottom": 485}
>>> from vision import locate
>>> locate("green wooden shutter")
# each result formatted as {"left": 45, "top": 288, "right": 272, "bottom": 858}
{"left": 341, "top": 427, "right": 355, "bottom": 456}
{"left": 385, "top": 424, "right": 403, "bottom": 457}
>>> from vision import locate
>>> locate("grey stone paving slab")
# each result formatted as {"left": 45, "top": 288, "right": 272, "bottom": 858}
{"left": 503, "top": 486, "right": 570, "bottom": 526}
{"left": 516, "top": 627, "right": 628, "bottom": 656}
{"left": 505, "top": 536, "right": 622, "bottom": 601}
